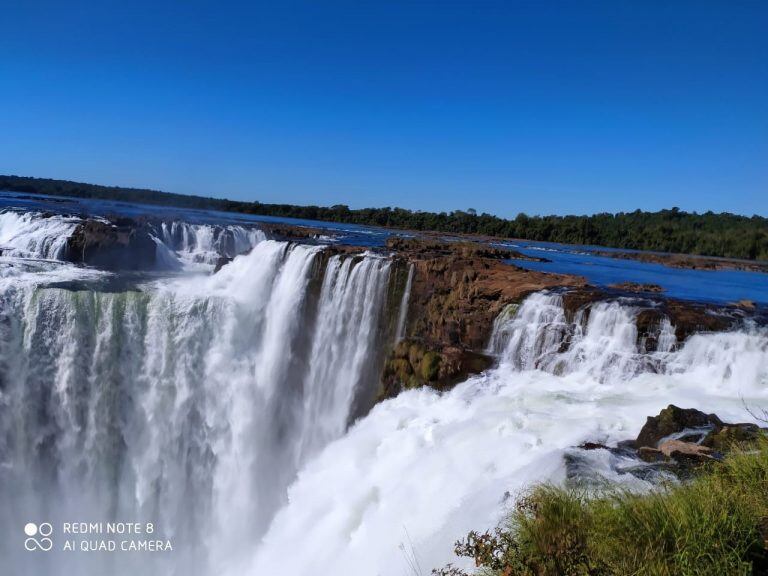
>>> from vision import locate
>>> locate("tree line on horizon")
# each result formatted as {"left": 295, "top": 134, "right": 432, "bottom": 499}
{"left": 2, "top": 174, "right": 767, "bottom": 260}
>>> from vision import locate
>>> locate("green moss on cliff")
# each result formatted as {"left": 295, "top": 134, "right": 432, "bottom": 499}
{"left": 420, "top": 351, "right": 441, "bottom": 381}
{"left": 379, "top": 338, "right": 493, "bottom": 400}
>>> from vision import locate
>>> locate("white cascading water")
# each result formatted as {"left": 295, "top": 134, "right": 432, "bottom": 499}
{"left": 154, "top": 221, "right": 266, "bottom": 270}
{"left": 394, "top": 263, "right": 414, "bottom": 342}
{"left": 297, "top": 254, "right": 392, "bottom": 462}
{"left": 0, "top": 237, "right": 391, "bottom": 576}
{"left": 0, "top": 210, "right": 81, "bottom": 260}
{"left": 0, "top": 210, "right": 267, "bottom": 271}
{"left": 242, "top": 292, "right": 767, "bottom": 576}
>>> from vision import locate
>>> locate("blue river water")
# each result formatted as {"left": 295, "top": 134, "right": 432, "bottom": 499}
{"left": 496, "top": 240, "right": 768, "bottom": 306}
{"left": 1, "top": 190, "right": 766, "bottom": 306}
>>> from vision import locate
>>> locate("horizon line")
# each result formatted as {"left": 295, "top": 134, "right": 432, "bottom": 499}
{"left": 1, "top": 172, "right": 765, "bottom": 220}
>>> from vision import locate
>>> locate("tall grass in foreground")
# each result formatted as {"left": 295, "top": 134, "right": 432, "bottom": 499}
{"left": 436, "top": 440, "right": 768, "bottom": 576}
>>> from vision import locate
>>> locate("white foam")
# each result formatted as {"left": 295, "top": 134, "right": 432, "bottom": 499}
{"left": 243, "top": 295, "right": 768, "bottom": 576}
{"left": 0, "top": 210, "right": 80, "bottom": 260}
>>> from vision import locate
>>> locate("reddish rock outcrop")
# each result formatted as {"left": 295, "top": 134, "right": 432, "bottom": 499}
{"left": 388, "top": 237, "right": 586, "bottom": 351}
{"left": 379, "top": 238, "right": 585, "bottom": 398}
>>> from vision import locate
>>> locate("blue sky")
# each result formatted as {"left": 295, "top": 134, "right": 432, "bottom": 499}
{"left": 1, "top": 1, "right": 766, "bottom": 217}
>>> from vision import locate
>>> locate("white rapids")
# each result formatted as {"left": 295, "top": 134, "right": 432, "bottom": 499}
{"left": 0, "top": 210, "right": 80, "bottom": 260}
{"left": 153, "top": 221, "right": 266, "bottom": 270}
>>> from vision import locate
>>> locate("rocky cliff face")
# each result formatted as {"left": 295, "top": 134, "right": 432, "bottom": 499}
{"left": 379, "top": 238, "right": 586, "bottom": 398}
{"left": 390, "top": 238, "right": 584, "bottom": 350}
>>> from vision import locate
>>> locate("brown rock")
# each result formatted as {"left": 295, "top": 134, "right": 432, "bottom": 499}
{"left": 637, "top": 446, "right": 666, "bottom": 463}
{"left": 658, "top": 440, "right": 714, "bottom": 464}
{"left": 703, "top": 423, "right": 762, "bottom": 451}
{"left": 388, "top": 237, "right": 585, "bottom": 352}
{"left": 579, "top": 442, "right": 609, "bottom": 451}
{"left": 378, "top": 339, "right": 494, "bottom": 399}
{"left": 609, "top": 282, "right": 665, "bottom": 293}
{"left": 636, "top": 405, "right": 724, "bottom": 448}
{"left": 66, "top": 218, "right": 158, "bottom": 270}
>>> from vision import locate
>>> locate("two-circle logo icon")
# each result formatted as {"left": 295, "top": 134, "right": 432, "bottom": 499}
{"left": 24, "top": 522, "right": 53, "bottom": 551}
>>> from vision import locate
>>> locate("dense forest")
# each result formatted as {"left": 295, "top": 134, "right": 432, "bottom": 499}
{"left": 2, "top": 174, "right": 767, "bottom": 260}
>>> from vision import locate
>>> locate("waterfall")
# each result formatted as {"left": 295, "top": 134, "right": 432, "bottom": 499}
{"left": 0, "top": 210, "right": 80, "bottom": 260}
{"left": 242, "top": 293, "right": 768, "bottom": 576}
{"left": 0, "top": 240, "right": 392, "bottom": 576}
{"left": 489, "top": 291, "right": 681, "bottom": 379}
{"left": 394, "top": 263, "right": 414, "bottom": 342}
{"left": 153, "top": 221, "right": 266, "bottom": 270}
{"left": 0, "top": 210, "right": 266, "bottom": 271}
{"left": 656, "top": 317, "right": 678, "bottom": 353}
{"left": 298, "top": 254, "right": 391, "bottom": 462}
{"left": 487, "top": 291, "right": 568, "bottom": 369}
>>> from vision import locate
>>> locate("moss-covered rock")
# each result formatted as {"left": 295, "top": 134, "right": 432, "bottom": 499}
{"left": 704, "top": 424, "right": 762, "bottom": 451}
{"left": 636, "top": 405, "right": 724, "bottom": 448}
{"left": 420, "top": 351, "right": 441, "bottom": 381}
{"left": 408, "top": 342, "right": 425, "bottom": 370}
{"left": 378, "top": 338, "right": 493, "bottom": 400}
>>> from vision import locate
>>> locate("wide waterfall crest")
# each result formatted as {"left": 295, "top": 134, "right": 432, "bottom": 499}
{"left": 0, "top": 209, "right": 267, "bottom": 271}
{"left": 3, "top": 210, "right": 767, "bottom": 576}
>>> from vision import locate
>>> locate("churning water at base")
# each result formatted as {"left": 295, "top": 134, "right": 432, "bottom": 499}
{"left": 241, "top": 293, "right": 768, "bottom": 576}
{"left": 0, "top": 241, "right": 391, "bottom": 576}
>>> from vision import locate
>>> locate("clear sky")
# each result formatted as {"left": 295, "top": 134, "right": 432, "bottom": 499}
{"left": 1, "top": 1, "right": 766, "bottom": 217}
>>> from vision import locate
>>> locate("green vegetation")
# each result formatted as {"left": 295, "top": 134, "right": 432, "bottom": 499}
{"left": 2, "top": 174, "right": 767, "bottom": 260}
{"left": 420, "top": 351, "right": 442, "bottom": 382}
{"left": 435, "top": 441, "right": 768, "bottom": 576}
{"left": 384, "top": 340, "right": 437, "bottom": 390}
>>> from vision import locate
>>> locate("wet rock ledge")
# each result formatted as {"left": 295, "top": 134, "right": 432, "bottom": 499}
{"left": 66, "top": 218, "right": 158, "bottom": 270}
